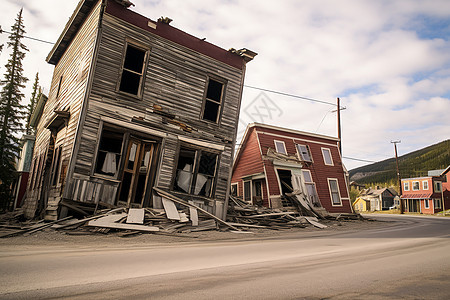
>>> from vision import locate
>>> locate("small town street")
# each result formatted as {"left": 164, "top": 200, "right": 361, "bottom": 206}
{"left": 0, "top": 214, "right": 449, "bottom": 299}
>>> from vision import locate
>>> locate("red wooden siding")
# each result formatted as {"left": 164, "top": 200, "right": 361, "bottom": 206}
{"left": 232, "top": 123, "right": 352, "bottom": 213}
{"left": 231, "top": 127, "right": 264, "bottom": 187}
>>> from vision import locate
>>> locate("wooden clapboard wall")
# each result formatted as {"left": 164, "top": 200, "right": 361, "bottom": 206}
{"left": 65, "top": 6, "right": 245, "bottom": 213}
{"left": 23, "top": 2, "right": 102, "bottom": 218}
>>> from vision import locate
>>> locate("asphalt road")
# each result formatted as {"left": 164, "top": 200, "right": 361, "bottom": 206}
{"left": 0, "top": 214, "right": 449, "bottom": 299}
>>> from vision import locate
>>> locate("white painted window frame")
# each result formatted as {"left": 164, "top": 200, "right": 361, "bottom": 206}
{"left": 424, "top": 199, "right": 429, "bottom": 209}
{"left": 321, "top": 147, "right": 334, "bottom": 166}
{"left": 422, "top": 180, "right": 429, "bottom": 190}
{"left": 412, "top": 181, "right": 420, "bottom": 191}
{"left": 404, "top": 181, "right": 409, "bottom": 191}
{"left": 274, "top": 140, "right": 287, "bottom": 155}
{"left": 328, "top": 178, "right": 342, "bottom": 206}
{"left": 296, "top": 144, "right": 312, "bottom": 162}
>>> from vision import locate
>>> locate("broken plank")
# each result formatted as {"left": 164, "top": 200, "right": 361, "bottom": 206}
{"left": 188, "top": 201, "right": 198, "bottom": 226}
{"left": 304, "top": 216, "right": 327, "bottom": 229}
{"left": 126, "top": 208, "right": 145, "bottom": 224}
{"left": 162, "top": 197, "right": 181, "bottom": 220}
{"left": 243, "top": 212, "right": 297, "bottom": 218}
{"left": 87, "top": 221, "right": 159, "bottom": 232}
{"left": 154, "top": 187, "right": 240, "bottom": 231}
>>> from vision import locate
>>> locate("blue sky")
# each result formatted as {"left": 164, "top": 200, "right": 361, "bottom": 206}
{"left": 1, "top": 0, "right": 449, "bottom": 170}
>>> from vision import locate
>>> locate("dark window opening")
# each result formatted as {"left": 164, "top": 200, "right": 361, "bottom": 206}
{"left": 243, "top": 181, "right": 251, "bottom": 202}
{"left": 202, "top": 79, "right": 224, "bottom": 123}
{"left": 174, "top": 147, "right": 218, "bottom": 197}
{"left": 51, "top": 146, "right": 62, "bottom": 186}
{"left": 56, "top": 76, "right": 63, "bottom": 98}
{"left": 119, "top": 44, "right": 146, "bottom": 96}
{"left": 95, "top": 129, "right": 124, "bottom": 176}
{"left": 231, "top": 184, "right": 238, "bottom": 197}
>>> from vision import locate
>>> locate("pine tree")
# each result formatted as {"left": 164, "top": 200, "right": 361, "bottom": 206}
{"left": 0, "top": 9, "right": 28, "bottom": 209}
{"left": 26, "top": 72, "right": 39, "bottom": 135}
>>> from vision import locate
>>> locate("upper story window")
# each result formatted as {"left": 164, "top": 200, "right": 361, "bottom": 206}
{"left": 296, "top": 144, "right": 312, "bottom": 162}
{"left": 202, "top": 78, "right": 224, "bottom": 123}
{"left": 403, "top": 181, "right": 409, "bottom": 191}
{"left": 412, "top": 181, "right": 420, "bottom": 191}
{"left": 274, "top": 140, "right": 287, "bottom": 154}
{"left": 422, "top": 181, "right": 429, "bottom": 190}
{"left": 174, "top": 146, "right": 218, "bottom": 197}
{"left": 321, "top": 147, "right": 333, "bottom": 166}
{"left": 434, "top": 181, "right": 442, "bottom": 193}
{"left": 118, "top": 43, "right": 148, "bottom": 97}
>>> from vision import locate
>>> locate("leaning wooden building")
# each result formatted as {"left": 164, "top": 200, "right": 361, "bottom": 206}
{"left": 23, "top": 0, "right": 256, "bottom": 220}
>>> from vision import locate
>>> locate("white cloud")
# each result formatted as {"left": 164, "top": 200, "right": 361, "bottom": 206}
{"left": 1, "top": 0, "right": 449, "bottom": 171}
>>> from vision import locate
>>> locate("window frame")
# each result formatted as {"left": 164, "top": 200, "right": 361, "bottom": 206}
{"left": 172, "top": 144, "right": 220, "bottom": 198}
{"left": 328, "top": 178, "right": 342, "bottom": 206}
{"left": 117, "top": 41, "right": 150, "bottom": 99}
{"left": 93, "top": 127, "right": 126, "bottom": 178}
{"left": 200, "top": 76, "right": 226, "bottom": 124}
{"left": 422, "top": 180, "right": 429, "bottom": 190}
{"left": 434, "top": 198, "right": 442, "bottom": 209}
{"left": 412, "top": 181, "right": 420, "bottom": 191}
{"left": 274, "top": 140, "right": 287, "bottom": 155}
{"left": 321, "top": 147, "right": 334, "bottom": 166}
{"left": 403, "top": 181, "right": 410, "bottom": 191}
{"left": 424, "top": 199, "right": 429, "bottom": 209}
{"left": 296, "top": 144, "right": 313, "bottom": 162}
{"left": 243, "top": 180, "right": 252, "bottom": 203}
{"left": 434, "top": 181, "right": 442, "bottom": 192}
{"left": 230, "top": 183, "right": 238, "bottom": 197}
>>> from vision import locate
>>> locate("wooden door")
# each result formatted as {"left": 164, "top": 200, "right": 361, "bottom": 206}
{"left": 118, "top": 139, "right": 154, "bottom": 207}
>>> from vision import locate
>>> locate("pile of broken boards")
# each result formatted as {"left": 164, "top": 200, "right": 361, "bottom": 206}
{"left": 227, "top": 195, "right": 330, "bottom": 230}
{"left": 0, "top": 189, "right": 362, "bottom": 238}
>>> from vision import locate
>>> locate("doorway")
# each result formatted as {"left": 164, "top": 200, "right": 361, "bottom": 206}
{"left": 118, "top": 138, "right": 155, "bottom": 207}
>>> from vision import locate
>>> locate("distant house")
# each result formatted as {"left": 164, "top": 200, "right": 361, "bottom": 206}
{"left": 400, "top": 174, "right": 449, "bottom": 214}
{"left": 353, "top": 187, "right": 397, "bottom": 212}
{"left": 11, "top": 94, "right": 48, "bottom": 210}
{"left": 231, "top": 123, "right": 353, "bottom": 214}
{"left": 23, "top": 0, "right": 255, "bottom": 220}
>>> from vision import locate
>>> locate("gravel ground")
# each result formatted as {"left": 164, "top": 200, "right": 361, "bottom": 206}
{"left": 0, "top": 217, "right": 392, "bottom": 248}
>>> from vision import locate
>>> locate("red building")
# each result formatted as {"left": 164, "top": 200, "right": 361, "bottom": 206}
{"left": 400, "top": 172, "right": 449, "bottom": 214}
{"left": 231, "top": 123, "right": 352, "bottom": 214}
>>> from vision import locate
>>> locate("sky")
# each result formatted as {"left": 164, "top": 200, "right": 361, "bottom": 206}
{"left": 1, "top": 0, "right": 449, "bottom": 170}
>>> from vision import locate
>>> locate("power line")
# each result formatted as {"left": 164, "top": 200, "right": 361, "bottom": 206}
{"left": 0, "top": 29, "right": 54, "bottom": 45}
{"left": 244, "top": 85, "right": 336, "bottom": 106}
{"left": 342, "top": 156, "right": 377, "bottom": 163}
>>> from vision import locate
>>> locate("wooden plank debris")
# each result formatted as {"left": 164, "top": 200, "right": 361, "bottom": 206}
{"left": 188, "top": 201, "right": 198, "bottom": 226}
{"left": 304, "top": 217, "right": 327, "bottom": 229}
{"left": 154, "top": 187, "right": 241, "bottom": 231}
{"left": 162, "top": 197, "right": 181, "bottom": 220}
{"left": 126, "top": 208, "right": 145, "bottom": 224}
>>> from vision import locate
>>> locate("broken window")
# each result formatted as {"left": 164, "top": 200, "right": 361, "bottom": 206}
{"left": 95, "top": 129, "right": 124, "bottom": 176}
{"left": 328, "top": 178, "right": 342, "bottom": 205}
{"left": 119, "top": 43, "right": 147, "bottom": 96}
{"left": 302, "top": 170, "right": 320, "bottom": 207}
{"left": 321, "top": 147, "right": 333, "bottom": 166}
{"left": 296, "top": 144, "right": 312, "bottom": 162}
{"left": 202, "top": 78, "right": 224, "bottom": 123}
{"left": 50, "top": 146, "right": 62, "bottom": 186}
{"left": 174, "top": 147, "right": 218, "bottom": 197}
{"left": 230, "top": 183, "right": 238, "bottom": 197}
{"left": 274, "top": 140, "right": 287, "bottom": 155}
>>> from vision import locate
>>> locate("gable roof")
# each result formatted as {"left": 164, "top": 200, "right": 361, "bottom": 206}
{"left": 47, "top": 0, "right": 255, "bottom": 68}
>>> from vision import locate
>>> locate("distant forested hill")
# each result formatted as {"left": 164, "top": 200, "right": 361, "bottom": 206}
{"left": 349, "top": 140, "right": 450, "bottom": 186}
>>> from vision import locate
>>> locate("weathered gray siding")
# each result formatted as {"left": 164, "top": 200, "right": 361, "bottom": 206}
{"left": 23, "top": 1, "right": 101, "bottom": 218}
{"left": 69, "top": 12, "right": 244, "bottom": 211}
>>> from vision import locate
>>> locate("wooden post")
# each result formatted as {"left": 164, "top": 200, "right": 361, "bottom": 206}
{"left": 337, "top": 97, "right": 342, "bottom": 156}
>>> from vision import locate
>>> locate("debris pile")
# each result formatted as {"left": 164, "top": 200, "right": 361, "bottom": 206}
{"left": 1, "top": 189, "right": 362, "bottom": 238}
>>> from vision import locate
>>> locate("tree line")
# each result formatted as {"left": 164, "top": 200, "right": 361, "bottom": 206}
{"left": 0, "top": 10, "right": 40, "bottom": 211}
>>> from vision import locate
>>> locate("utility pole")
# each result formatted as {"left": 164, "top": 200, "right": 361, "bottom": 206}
{"left": 391, "top": 140, "right": 403, "bottom": 214}
{"left": 332, "top": 98, "right": 345, "bottom": 155}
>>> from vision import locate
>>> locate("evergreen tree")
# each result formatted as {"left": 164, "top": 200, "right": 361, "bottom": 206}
{"left": 26, "top": 72, "right": 39, "bottom": 135}
{"left": 0, "top": 9, "right": 28, "bottom": 209}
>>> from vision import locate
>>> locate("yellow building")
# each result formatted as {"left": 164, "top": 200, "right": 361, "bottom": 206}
{"left": 353, "top": 197, "right": 370, "bottom": 212}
